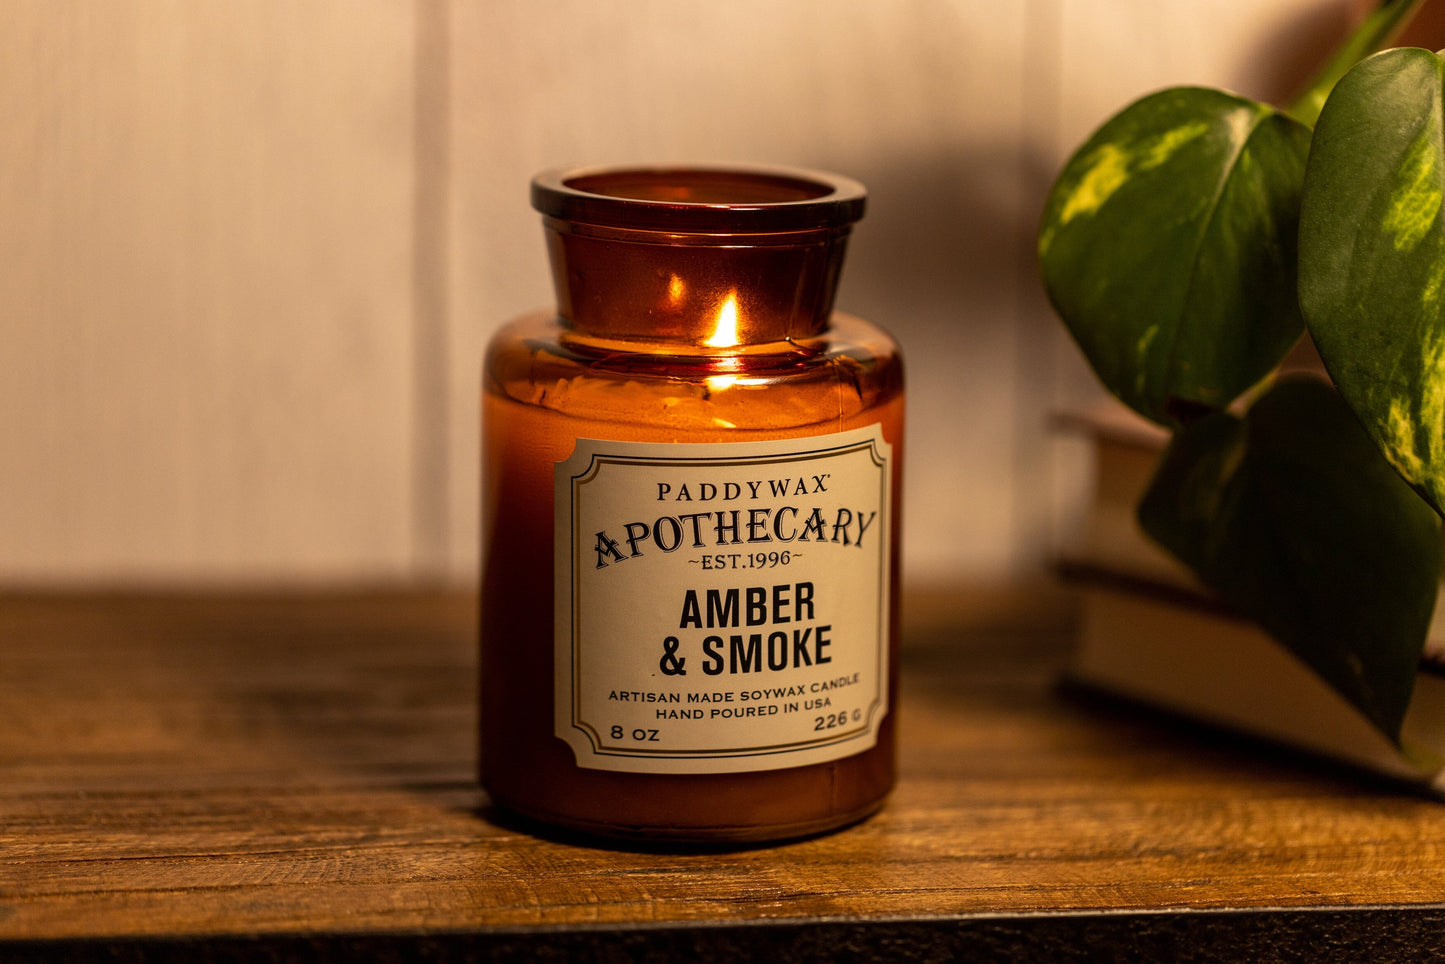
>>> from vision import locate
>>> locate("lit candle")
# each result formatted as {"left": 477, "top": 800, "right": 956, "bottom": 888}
{"left": 480, "top": 165, "right": 904, "bottom": 844}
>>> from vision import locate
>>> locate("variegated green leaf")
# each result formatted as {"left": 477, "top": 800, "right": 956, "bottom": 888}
{"left": 1300, "top": 47, "right": 1445, "bottom": 516}
{"left": 1138, "top": 378, "right": 1441, "bottom": 741}
{"left": 1040, "top": 87, "right": 1312, "bottom": 426}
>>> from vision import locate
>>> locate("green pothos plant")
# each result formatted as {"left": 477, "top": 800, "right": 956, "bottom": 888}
{"left": 1039, "top": 0, "right": 1445, "bottom": 744}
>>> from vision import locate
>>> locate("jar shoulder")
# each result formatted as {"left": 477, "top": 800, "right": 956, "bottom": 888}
{"left": 484, "top": 311, "right": 902, "bottom": 434}
{"left": 485, "top": 310, "right": 903, "bottom": 391}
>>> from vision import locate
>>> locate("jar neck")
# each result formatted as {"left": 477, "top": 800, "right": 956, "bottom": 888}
{"left": 544, "top": 219, "right": 853, "bottom": 348}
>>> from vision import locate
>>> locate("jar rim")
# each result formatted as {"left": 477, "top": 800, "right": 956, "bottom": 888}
{"left": 531, "top": 164, "right": 866, "bottom": 233}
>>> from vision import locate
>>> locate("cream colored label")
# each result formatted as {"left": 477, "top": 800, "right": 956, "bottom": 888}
{"left": 554, "top": 425, "right": 891, "bottom": 774}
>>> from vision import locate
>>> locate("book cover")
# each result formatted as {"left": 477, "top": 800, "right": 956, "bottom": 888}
{"left": 1059, "top": 401, "right": 1445, "bottom": 793}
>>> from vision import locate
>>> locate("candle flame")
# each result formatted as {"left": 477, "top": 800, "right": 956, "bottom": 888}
{"left": 704, "top": 293, "right": 741, "bottom": 348}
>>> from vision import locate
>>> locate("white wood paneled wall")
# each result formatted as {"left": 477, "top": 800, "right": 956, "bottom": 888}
{"left": 0, "top": 0, "right": 1356, "bottom": 586}
{"left": 1, "top": 2, "right": 419, "bottom": 584}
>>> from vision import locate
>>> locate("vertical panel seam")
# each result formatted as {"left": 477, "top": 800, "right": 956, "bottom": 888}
{"left": 411, "top": 0, "right": 452, "bottom": 583}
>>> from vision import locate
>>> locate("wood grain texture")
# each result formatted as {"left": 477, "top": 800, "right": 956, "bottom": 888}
{"left": 5, "top": 588, "right": 1445, "bottom": 956}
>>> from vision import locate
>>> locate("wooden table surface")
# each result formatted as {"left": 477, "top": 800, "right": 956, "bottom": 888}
{"left": 5, "top": 587, "right": 1445, "bottom": 961}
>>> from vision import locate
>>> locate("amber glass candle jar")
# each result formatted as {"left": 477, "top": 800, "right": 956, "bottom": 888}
{"left": 480, "top": 164, "right": 904, "bottom": 843}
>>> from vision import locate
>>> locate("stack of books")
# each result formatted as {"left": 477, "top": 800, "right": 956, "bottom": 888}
{"left": 1058, "top": 401, "right": 1445, "bottom": 792}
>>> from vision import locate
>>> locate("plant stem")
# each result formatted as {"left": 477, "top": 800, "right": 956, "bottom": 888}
{"left": 1286, "top": 0, "right": 1427, "bottom": 127}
